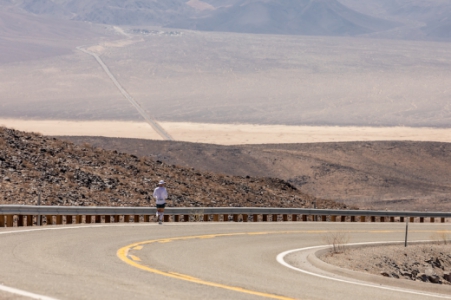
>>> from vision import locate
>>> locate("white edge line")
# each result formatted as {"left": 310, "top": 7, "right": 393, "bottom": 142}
{"left": 0, "top": 284, "right": 58, "bottom": 300}
{"left": 276, "top": 241, "right": 451, "bottom": 299}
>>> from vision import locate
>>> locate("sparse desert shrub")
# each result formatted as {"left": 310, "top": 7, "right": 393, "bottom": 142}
{"left": 323, "top": 231, "right": 350, "bottom": 254}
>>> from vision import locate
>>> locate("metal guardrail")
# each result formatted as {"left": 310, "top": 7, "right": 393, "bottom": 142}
{"left": 0, "top": 205, "right": 449, "bottom": 227}
{"left": 0, "top": 205, "right": 450, "bottom": 218}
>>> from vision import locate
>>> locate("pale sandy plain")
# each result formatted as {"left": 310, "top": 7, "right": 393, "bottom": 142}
{"left": 2, "top": 118, "right": 451, "bottom": 145}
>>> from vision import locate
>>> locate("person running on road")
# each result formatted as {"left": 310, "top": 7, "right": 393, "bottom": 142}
{"left": 153, "top": 180, "right": 168, "bottom": 225}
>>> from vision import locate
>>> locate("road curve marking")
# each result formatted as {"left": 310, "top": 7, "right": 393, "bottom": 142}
{"left": 117, "top": 232, "right": 299, "bottom": 300}
{"left": 277, "top": 241, "right": 451, "bottom": 299}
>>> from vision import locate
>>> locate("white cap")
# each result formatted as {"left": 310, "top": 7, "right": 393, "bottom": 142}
{"left": 158, "top": 180, "right": 166, "bottom": 185}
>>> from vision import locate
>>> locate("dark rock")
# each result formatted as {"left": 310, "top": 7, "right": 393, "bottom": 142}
{"left": 381, "top": 271, "right": 391, "bottom": 277}
{"left": 429, "top": 275, "right": 441, "bottom": 284}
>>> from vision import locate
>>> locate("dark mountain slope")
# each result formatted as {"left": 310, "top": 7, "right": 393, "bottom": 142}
{"left": 61, "top": 136, "right": 451, "bottom": 211}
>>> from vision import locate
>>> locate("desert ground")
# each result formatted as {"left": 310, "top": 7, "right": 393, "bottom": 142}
{"left": 2, "top": 118, "right": 451, "bottom": 145}
{"left": 1, "top": 26, "right": 451, "bottom": 128}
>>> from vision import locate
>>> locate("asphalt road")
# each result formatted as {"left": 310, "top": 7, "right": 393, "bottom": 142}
{"left": 0, "top": 222, "right": 450, "bottom": 300}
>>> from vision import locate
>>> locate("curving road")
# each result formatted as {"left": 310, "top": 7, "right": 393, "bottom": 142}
{"left": 0, "top": 223, "right": 450, "bottom": 300}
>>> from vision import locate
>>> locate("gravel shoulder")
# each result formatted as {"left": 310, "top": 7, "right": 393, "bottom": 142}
{"left": 321, "top": 243, "right": 451, "bottom": 285}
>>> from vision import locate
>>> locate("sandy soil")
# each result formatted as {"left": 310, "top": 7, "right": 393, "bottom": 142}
{"left": 1, "top": 118, "right": 451, "bottom": 145}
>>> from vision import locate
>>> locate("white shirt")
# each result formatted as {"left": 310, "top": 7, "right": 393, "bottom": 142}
{"left": 153, "top": 187, "right": 168, "bottom": 205}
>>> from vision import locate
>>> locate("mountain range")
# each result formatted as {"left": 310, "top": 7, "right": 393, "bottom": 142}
{"left": 1, "top": 0, "right": 450, "bottom": 40}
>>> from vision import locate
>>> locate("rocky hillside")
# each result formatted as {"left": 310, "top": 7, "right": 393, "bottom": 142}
{"left": 0, "top": 127, "right": 349, "bottom": 209}
{"left": 61, "top": 136, "right": 451, "bottom": 211}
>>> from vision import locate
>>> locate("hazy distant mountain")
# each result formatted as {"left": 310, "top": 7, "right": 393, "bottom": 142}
{"left": 1, "top": 0, "right": 450, "bottom": 39}
{"left": 338, "top": 0, "right": 451, "bottom": 40}
{"left": 171, "top": 0, "right": 397, "bottom": 36}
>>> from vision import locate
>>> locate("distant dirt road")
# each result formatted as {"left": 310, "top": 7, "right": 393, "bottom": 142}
{"left": 0, "top": 223, "right": 449, "bottom": 300}
{"left": 77, "top": 46, "right": 173, "bottom": 141}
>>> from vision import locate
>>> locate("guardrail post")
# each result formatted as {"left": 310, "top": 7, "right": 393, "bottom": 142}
{"left": 56, "top": 215, "right": 63, "bottom": 225}
{"left": 321, "top": 215, "right": 327, "bottom": 222}
{"left": 400, "top": 217, "right": 404, "bottom": 222}
{"left": 66, "top": 216, "right": 73, "bottom": 225}
{"left": 144, "top": 215, "right": 150, "bottom": 222}
{"left": 263, "top": 214, "right": 268, "bottom": 222}
{"left": 6, "top": 215, "right": 14, "bottom": 227}
{"left": 212, "top": 214, "right": 218, "bottom": 222}
{"left": 410, "top": 217, "right": 414, "bottom": 223}
{"left": 380, "top": 217, "right": 385, "bottom": 222}
{"left": 223, "top": 214, "right": 228, "bottom": 222}
{"left": 124, "top": 215, "right": 130, "bottom": 223}
{"left": 283, "top": 214, "right": 288, "bottom": 222}
{"left": 164, "top": 215, "right": 170, "bottom": 222}
{"left": 420, "top": 217, "right": 424, "bottom": 223}
{"left": 233, "top": 214, "right": 239, "bottom": 222}
{"left": 390, "top": 217, "right": 395, "bottom": 222}
{"left": 184, "top": 215, "right": 190, "bottom": 222}
{"left": 341, "top": 216, "right": 346, "bottom": 222}
{"left": 46, "top": 215, "right": 54, "bottom": 225}
{"left": 350, "top": 216, "right": 356, "bottom": 222}
{"left": 292, "top": 214, "right": 298, "bottom": 221}
{"left": 441, "top": 217, "right": 445, "bottom": 223}
{"left": 105, "top": 216, "right": 111, "bottom": 223}
{"left": 371, "top": 216, "right": 376, "bottom": 222}
{"left": 95, "top": 216, "right": 101, "bottom": 223}
{"left": 330, "top": 215, "right": 336, "bottom": 222}
{"left": 0, "top": 215, "right": 4, "bottom": 227}
{"left": 134, "top": 215, "right": 140, "bottom": 223}
{"left": 430, "top": 217, "right": 435, "bottom": 223}
{"left": 27, "top": 215, "right": 33, "bottom": 226}
{"left": 360, "top": 216, "right": 365, "bottom": 222}
{"left": 203, "top": 214, "right": 209, "bottom": 222}
{"left": 272, "top": 214, "right": 277, "bottom": 222}
{"left": 243, "top": 214, "right": 248, "bottom": 222}
{"left": 75, "top": 215, "right": 82, "bottom": 224}
{"left": 17, "top": 215, "right": 25, "bottom": 227}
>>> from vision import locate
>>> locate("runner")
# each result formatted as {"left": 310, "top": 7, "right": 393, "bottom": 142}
{"left": 153, "top": 180, "right": 168, "bottom": 225}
